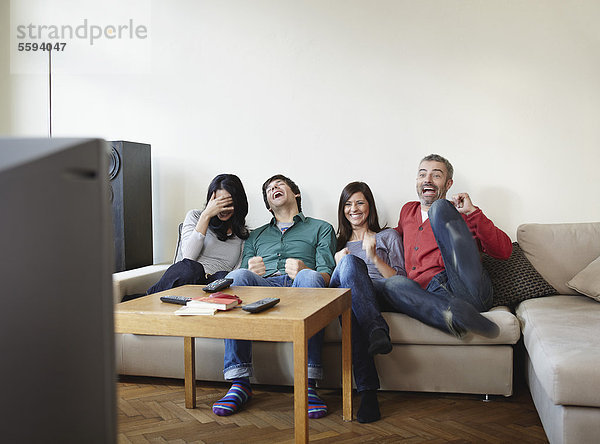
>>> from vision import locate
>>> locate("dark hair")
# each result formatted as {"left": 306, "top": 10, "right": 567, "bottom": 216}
{"left": 261, "top": 174, "right": 302, "bottom": 213}
{"left": 205, "top": 174, "right": 249, "bottom": 241}
{"left": 420, "top": 154, "right": 454, "bottom": 180}
{"left": 336, "top": 181, "right": 383, "bottom": 251}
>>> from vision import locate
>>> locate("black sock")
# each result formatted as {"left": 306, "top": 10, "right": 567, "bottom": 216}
{"left": 368, "top": 328, "right": 392, "bottom": 356}
{"left": 357, "top": 390, "right": 381, "bottom": 423}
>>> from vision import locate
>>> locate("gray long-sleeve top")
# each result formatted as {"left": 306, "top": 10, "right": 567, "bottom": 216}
{"left": 180, "top": 209, "right": 243, "bottom": 275}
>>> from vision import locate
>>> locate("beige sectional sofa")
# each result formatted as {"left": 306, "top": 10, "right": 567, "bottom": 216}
{"left": 515, "top": 223, "right": 600, "bottom": 444}
{"left": 113, "top": 221, "right": 600, "bottom": 444}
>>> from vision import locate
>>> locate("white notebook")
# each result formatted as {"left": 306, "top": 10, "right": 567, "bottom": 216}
{"left": 174, "top": 305, "right": 218, "bottom": 316}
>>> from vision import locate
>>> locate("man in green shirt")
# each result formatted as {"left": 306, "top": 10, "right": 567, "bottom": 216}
{"left": 213, "top": 174, "right": 336, "bottom": 419}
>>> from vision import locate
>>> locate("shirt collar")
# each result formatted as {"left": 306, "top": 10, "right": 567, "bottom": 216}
{"left": 269, "top": 212, "right": 306, "bottom": 226}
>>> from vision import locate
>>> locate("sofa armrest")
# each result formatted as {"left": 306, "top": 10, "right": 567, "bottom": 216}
{"left": 112, "top": 264, "right": 170, "bottom": 304}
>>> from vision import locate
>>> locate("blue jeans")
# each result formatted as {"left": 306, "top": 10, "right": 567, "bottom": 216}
{"left": 330, "top": 255, "right": 388, "bottom": 392}
{"left": 222, "top": 268, "right": 326, "bottom": 380}
{"left": 146, "top": 259, "right": 229, "bottom": 295}
{"left": 380, "top": 199, "right": 493, "bottom": 330}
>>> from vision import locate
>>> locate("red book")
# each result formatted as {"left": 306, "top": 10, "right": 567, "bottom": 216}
{"left": 188, "top": 292, "right": 242, "bottom": 310}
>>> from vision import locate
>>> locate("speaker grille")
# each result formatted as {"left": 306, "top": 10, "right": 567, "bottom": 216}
{"left": 108, "top": 147, "right": 121, "bottom": 181}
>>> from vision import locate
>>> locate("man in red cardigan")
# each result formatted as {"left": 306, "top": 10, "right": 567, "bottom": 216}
{"left": 382, "top": 154, "right": 512, "bottom": 337}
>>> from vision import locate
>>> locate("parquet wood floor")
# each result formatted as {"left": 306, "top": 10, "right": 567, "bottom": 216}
{"left": 117, "top": 376, "right": 548, "bottom": 443}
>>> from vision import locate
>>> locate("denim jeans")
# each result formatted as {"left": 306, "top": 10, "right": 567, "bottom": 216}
{"left": 380, "top": 199, "right": 493, "bottom": 331}
{"left": 330, "top": 255, "right": 388, "bottom": 392}
{"left": 222, "top": 268, "right": 327, "bottom": 380}
{"left": 146, "top": 259, "right": 229, "bottom": 295}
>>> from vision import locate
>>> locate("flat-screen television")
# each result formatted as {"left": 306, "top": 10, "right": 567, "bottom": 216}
{"left": 0, "top": 138, "right": 116, "bottom": 443}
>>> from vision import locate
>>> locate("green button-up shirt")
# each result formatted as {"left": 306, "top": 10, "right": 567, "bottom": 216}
{"left": 241, "top": 212, "right": 336, "bottom": 277}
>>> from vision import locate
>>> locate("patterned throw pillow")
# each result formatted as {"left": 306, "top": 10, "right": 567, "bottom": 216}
{"left": 482, "top": 242, "right": 558, "bottom": 308}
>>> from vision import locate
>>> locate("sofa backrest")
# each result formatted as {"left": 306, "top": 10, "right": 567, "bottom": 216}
{"left": 517, "top": 222, "right": 600, "bottom": 295}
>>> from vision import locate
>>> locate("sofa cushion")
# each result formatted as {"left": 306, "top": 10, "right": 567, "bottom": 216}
{"left": 324, "top": 306, "right": 520, "bottom": 345}
{"left": 516, "top": 295, "right": 600, "bottom": 408}
{"left": 483, "top": 242, "right": 557, "bottom": 308}
{"left": 517, "top": 222, "right": 600, "bottom": 295}
{"left": 567, "top": 255, "right": 600, "bottom": 302}
{"left": 383, "top": 307, "right": 521, "bottom": 345}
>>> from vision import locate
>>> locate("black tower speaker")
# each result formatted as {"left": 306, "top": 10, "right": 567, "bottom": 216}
{"left": 109, "top": 140, "right": 153, "bottom": 272}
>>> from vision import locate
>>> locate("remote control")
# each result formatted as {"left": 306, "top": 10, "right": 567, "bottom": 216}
{"left": 202, "top": 278, "right": 234, "bottom": 293}
{"left": 242, "top": 297, "right": 280, "bottom": 313}
{"left": 160, "top": 295, "right": 192, "bottom": 305}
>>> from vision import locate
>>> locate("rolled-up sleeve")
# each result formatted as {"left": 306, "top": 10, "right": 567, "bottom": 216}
{"left": 314, "top": 222, "right": 336, "bottom": 275}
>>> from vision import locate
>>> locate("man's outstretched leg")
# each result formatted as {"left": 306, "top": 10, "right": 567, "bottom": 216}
{"left": 427, "top": 199, "right": 498, "bottom": 337}
{"left": 428, "top": 199, "right": 493, "bottom": 311}
{"left": 382, "top": 274, "right": 498, "bottom": 338}
{"left": 213, "top": 268, "right": 278, "bottom": 416}
{"left": 293, "top": 269, "right": 329, "bottom": 418}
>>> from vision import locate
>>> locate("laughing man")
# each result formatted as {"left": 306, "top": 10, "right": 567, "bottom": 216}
{"left": 213, "top": 174, "right": 336, "bottom": 419}
{"left": 381, "top": 154, "right": 512, "bottom": 338}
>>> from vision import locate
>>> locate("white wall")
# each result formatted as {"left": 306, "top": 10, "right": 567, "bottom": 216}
{"left": 4, "top": 0, "right": 600, "bottom": 263}
{"left": 0, "top": 0, "right": 11, "bottom": 134}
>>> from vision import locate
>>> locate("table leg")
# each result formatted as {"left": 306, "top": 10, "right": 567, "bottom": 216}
{"left": 341, "top": 307, "right": 352, "bottom": 421}
{"left": 184, "top": 337, "right": 196, "bottom": 409}
{"left": 293, "top": 326, "right": 308, "bottom": 443}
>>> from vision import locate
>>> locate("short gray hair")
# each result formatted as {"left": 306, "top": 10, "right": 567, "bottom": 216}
{"left": 420, "top": 154, "right": 454, "bottom": 180}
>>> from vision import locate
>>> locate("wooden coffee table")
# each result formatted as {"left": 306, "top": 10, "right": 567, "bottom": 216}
{"left": 114, "top": 285, "right": 352, "bottom": 443}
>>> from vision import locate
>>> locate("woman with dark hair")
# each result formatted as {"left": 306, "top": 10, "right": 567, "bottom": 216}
{"left": 144, "top": 174, "right": 250, "bottom": 295}
{"left": 329, "top": 181, "right": 405, "bottom": 424}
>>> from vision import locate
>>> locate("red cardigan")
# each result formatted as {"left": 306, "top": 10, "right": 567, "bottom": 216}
{"left": 395, "top": 201, "right": 512, "bottom": 289}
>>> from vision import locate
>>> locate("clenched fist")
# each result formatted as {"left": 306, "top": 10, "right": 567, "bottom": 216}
{"left": 335, "top": 248, "right": 349, "bottom": 264}
{"left": 362, "top": 232, "right": 377, "bottom": 262}
{"left": 248, "top": 256, "right": 266, "bottom": 276}
{"left": 451, "top": 192, "right": 477, "bottom": 215}
{"left": 285, "top": 258, "right": 307, "bottom": 279}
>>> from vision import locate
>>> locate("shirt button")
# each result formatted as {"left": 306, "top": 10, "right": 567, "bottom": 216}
{"left": 419, "top": 227, "right": 423, "bottom": 231}
{"left": 415, "top": 247, "right": 419, "bottom": 251}
{"left": 412, "top": 266, "right": 416, "bottom": 270}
